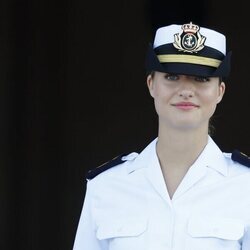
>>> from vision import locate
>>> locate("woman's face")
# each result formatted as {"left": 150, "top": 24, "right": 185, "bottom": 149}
{"left": 147, "top": 71, "right": 225, "bottom": 132}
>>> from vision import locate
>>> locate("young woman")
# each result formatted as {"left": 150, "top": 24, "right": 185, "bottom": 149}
{"left": 73, "top": 22, "right": 250, "bottom": 250}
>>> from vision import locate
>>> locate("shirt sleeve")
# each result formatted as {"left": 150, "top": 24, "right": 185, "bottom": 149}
{"left": 242, "top": 224, "right": 250, "bottom": 250}
{"left": 72, "top": 181, "right": 108, "bottom": 250}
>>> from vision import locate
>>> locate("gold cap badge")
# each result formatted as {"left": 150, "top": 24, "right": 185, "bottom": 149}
{"left": 173, "top": 22, "right": 206, "bottom": 53}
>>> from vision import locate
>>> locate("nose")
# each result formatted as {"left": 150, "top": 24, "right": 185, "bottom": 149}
{"left": 179, "top": 89, "right": 194, "bottom": 98}
{"left": 178, "top": 81, "right": 195, "bottom": 98}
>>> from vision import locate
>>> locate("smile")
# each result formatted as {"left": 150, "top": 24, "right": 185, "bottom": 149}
{"left": 172, "top": 102, "right": 199, "bottom": 110}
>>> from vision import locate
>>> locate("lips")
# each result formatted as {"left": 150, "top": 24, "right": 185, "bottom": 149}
{"left": 172, "top": 102, "right": 199, "bottom": 110}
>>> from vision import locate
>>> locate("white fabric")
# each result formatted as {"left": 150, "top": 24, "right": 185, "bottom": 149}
{"left": 153, "top": 24, "right": 226, "bottom": 55}
{"left": 73, "top": 136, "right": 250, "bottom": 250}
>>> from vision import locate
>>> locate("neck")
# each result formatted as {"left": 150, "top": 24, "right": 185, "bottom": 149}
{"left": 156, "top": 126, "right": 209, "bottom": 170}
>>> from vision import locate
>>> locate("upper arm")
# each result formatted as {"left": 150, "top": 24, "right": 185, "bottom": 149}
{"left": 72, "top": 182, "right": 108, "bottom": 250}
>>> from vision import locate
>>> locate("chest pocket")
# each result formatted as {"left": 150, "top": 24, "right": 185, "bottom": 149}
{"left": 96, "top": 217, "right": 148, "bottom": 250}
{"left": 96, "top": 217, "right": 148, "bottom": 240}
{"left": 186, "top": 217, "right": 244, "bottom": 250}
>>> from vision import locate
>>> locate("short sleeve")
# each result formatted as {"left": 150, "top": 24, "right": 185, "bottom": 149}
{"left": 72, "top": 181, "right": 108, "bottom": 250}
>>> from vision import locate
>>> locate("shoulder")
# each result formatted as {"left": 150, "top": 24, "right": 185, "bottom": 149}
{"left": 230, "top": 149, "right": 250, "bottom": 168}
{"left": 86, "top": 152, "right": 139, "bottom": 180}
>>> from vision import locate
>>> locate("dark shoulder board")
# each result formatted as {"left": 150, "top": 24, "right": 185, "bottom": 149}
{"left": 86, "top": 154, "right": 128, "bottom": 180}
{"left": 231, "top": 150, "right": 250, "bottom": 168}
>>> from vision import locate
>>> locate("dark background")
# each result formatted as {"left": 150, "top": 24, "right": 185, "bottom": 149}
{"left": 1, "top": 0, "right": 249, "bottom": 249}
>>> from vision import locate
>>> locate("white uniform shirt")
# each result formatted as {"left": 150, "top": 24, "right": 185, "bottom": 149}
{"left": 73, "top": 136, "right": 250, "bottom": 250}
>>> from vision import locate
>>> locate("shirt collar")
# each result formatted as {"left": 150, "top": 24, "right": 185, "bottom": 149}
{"left": 194, "top": 135, "right": 228, "bottom": 176}
{"left": 127, "top": 136, "right": 228, "bottom": 177}
{"left": 126, "top": 138, "right": 158, "bottom": 174}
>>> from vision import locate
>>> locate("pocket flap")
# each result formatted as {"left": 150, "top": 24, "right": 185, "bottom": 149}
{"left": 96, "top": 217, "right": 147, "bottom": 240}
{"left": 188, "top": 217, "right": 244, "bottom": 240}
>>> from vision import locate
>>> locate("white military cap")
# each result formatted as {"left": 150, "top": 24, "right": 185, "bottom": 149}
{"left": 145, "top": 22, "right": 231, "bottom": 77}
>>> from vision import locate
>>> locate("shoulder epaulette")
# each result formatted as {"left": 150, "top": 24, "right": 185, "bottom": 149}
{"left": 231, "top": 150, "right": 250, "bottom": 168}
{"left": 86, "top": 153, "right": 128, "bottom": 180}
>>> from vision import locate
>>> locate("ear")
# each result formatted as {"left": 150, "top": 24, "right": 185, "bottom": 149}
{"left": 147, "top": 74, "right": 155, "bottom": 98}
{"left": 216, "top": 81, "right": 226, "bottom": 104}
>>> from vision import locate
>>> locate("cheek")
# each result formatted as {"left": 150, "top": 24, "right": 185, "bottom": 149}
{"left": 201, "top": 91, "right": 221, "bottom": 115}
{"left": 149, "top": 83, "right": 160, "bottom": 98}
{"left": 200, "top": 87, "right": 221, "bottom": 104}
{"left": 152, "top": 84, "right": 162, "bottom": 97}
{"left": 204, "top": 95, "right": 218, "bottom": 105}
{"left": 152, "top": 90, "right": 166, "bottom": 114}
{"left": 150, "top": 87, "right": 162, "bottom": 102}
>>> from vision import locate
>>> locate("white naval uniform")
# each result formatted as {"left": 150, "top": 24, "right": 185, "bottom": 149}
{"left": 73, "top": 136, "right": 250, "bottom": 250}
